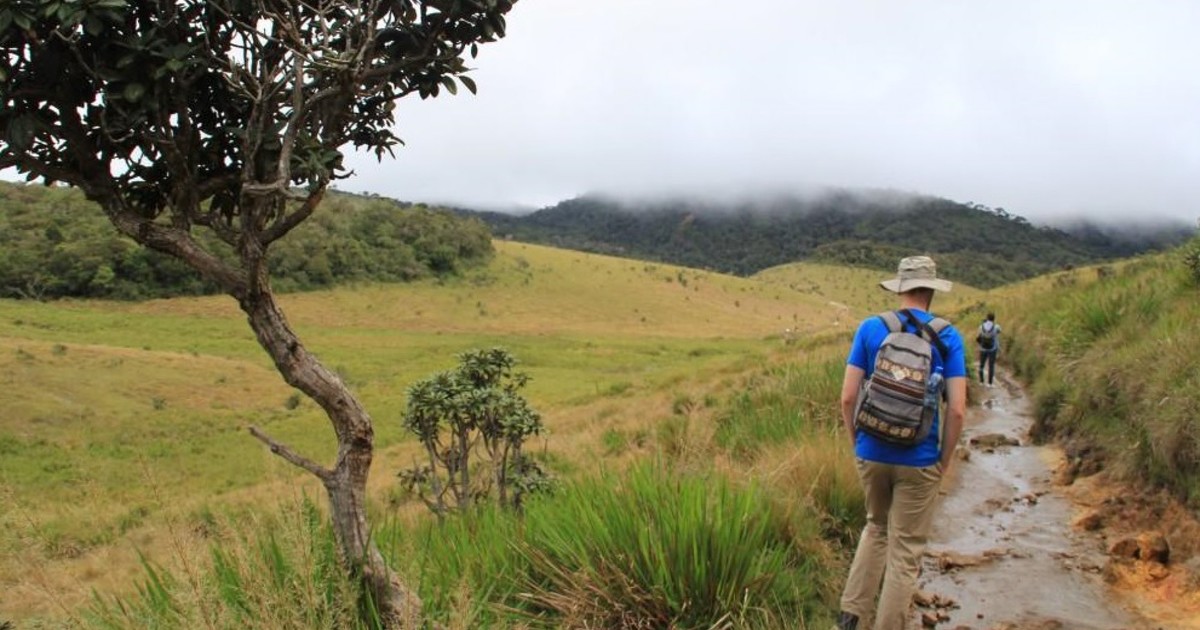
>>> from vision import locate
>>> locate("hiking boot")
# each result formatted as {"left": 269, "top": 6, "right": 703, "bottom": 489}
{"left": 836, "top": 611, "right": 860, "bottom": 630}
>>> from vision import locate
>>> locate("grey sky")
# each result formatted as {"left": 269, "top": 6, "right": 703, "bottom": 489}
{"left": 343, "top": 1, "right": 1200, "bottom": 223}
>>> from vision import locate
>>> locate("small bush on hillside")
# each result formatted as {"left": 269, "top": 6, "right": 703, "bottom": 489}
{"left": 1182, "top": 236, "right": 1200, "bottom": 285}
{"left": 601, "top": 428, "right": 627, "bottom": 456}
{"left": 671, "top": 393, "right": 697, "bottom": 415}
{"left": 401, "top": 348, "right": 548, "bottom": 517}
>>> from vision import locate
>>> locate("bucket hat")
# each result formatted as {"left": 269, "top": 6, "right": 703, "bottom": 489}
{"left": 879, "top": 256, "right": 953, "bottom": 293}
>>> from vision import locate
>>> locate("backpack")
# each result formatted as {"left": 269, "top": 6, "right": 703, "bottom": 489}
{"left": 854, "top": 309, "right": 950, "bottom": 446}
{"left": 976, "top": 321, "right": 997, "bottom": 350}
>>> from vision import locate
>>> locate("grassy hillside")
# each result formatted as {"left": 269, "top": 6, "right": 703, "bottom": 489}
{"left": 753, "top": 260, "right": 984, "bottom": 316}
{"left": 1, "top": 239, "right": 878, "bottom": 624}
{"left": 981, "top": 244, "right": 1200, "bottom": 506}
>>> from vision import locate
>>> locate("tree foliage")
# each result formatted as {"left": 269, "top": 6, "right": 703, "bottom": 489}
{"left": 401, "top": 348, "right": 548, "bottom": 518}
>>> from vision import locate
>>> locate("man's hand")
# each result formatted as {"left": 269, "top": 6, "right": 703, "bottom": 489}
{"left": 939, "top": 376, "right": 968, "bottom": 472}
{"left": 840, "top": 365, "right": 865, "bottom": 450}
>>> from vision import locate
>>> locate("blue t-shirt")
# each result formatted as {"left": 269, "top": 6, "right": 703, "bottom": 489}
{"left": 847, "top": 309, "right": 967, "bottom": 466}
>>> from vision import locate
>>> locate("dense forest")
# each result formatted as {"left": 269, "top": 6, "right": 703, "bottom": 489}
{"left": 0, "top": 182, "right": 494, "bottom": 300}
{"left": 469, "top": 192, "right": 1194, "bottom": 288}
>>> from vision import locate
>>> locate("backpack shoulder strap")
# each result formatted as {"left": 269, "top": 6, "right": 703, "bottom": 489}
{"left": 927, "top": 318, "right": 951, "bottom": 360}
{"left": 899, "top": 309, "right": 951, "bottom": 362}
{"left": 877, "top": 311, "right": 903, "bottom": 333}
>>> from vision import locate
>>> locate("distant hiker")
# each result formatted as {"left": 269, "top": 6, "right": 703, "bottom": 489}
{"left": 836, "top": 256, "right": 968, "bottom": 630}
{"left": 976, "top": 312, "right": 1001, "bottom": 387}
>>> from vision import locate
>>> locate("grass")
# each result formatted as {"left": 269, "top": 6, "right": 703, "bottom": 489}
{"left": 8, "top": 236, "right": 1022, "bottom": 628}
{"left": 77, "top": 343, "right": 861, "bottom": 630}
{"left": 85, "top": 497, "right": 375, "bottom": 630}
{"left": 1, "top": 239, "right": 863, "bottom": 624}
{"left": 982, "top": 247, "right": 1200, "bottom": 506}
{"left": 715, "top": 357, "right": 844, "bottom": 460}
{"left": 753, "top": 261, "right": 985, "bottom": 321}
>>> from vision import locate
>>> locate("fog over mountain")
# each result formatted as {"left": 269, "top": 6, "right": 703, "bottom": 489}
{"left": 4, "top": 2, "right": 1195, "bottom": 226}
{"left": 336, "top": 1, "right": 1200, "bottom": 226}
{"left": 500, "top": 187, "right": 1195, "bottom": 237}
{"left": 458, "top": 188, "right": 1193, "bottom": 289}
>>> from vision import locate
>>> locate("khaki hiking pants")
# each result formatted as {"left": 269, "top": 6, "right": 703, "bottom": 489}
{"left": 840, "top": 459, "right": 943, "bottom": 630}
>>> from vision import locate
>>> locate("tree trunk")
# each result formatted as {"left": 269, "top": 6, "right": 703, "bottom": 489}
{"left": 240, "top": 288, "right": 422, "bottom": 626}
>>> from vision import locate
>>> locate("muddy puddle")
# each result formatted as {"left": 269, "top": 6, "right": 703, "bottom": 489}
{"left": 917, "top": 370, "right": 1155, "bottom": 630}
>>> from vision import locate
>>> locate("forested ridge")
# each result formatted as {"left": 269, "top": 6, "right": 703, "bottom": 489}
{"left": 469, "top": 192, "right": 1193, "bottom": 288}
{"left": 5, "top": 182, "right": 1191, "bottom": 299}
{"left": 0, "top": 182, "right": 494, "bottom": 300}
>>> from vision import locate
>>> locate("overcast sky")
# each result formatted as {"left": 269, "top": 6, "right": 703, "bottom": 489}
{"left": 341, "top": 0, "right": 1200, "bottom": 223}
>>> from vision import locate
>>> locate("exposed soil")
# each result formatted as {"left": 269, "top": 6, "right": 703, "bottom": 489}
{"left": 915, "top": 370, "right": 1200, "bottom": 630}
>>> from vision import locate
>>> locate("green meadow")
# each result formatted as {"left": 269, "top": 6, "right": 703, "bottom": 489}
{"left": 3, "top": 240, "right": 987, "bottom": 627}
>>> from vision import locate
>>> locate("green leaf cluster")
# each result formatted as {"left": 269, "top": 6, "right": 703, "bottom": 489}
{"left": 401, "top": 348, "right": 546, "bottom": 516}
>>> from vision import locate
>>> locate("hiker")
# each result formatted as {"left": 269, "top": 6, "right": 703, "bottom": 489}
{"left": 976, "top": 312, "right": 1001, "bottom": 387}
{"left": 836, "top": 256, "right": 968, "bottom": 630}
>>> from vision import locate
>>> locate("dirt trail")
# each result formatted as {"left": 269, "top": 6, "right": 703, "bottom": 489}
{"left": 916, "top": 370, "right": 1155, "bottom": 630}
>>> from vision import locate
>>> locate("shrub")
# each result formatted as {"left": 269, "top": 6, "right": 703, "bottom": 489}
{"left": 601, "top": 428, "right": 627, "bottom": 456}
{"left": 401, "top": 348, "right": 547, "bottom": 516}
{"left": 1182, "top": 234, "right": 1200, "bottom": 285}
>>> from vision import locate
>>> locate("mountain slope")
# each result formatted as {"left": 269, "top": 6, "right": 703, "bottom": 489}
{"left": 753, "top": 261, "right": 983, "bottom": 316}
{"left": 470, "top": 192, "right": 1193, "bottom": 289}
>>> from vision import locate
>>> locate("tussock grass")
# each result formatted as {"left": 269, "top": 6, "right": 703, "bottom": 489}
{"left": 380, "top": 462, "right": 835, "bottom": 629}
{"left": 715, "top": 358, "right": 844, "bottom": 460}
{"left": 86, "top": 497, "right": 375, "bottom": 630}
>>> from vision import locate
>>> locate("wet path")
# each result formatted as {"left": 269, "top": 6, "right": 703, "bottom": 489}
{"left": 917, "top": 370, "right": 1151, "bottom": 629}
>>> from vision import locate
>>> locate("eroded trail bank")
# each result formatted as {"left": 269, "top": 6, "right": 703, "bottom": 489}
{"left": 915, "top": 371, "right": 1167, "bottom": 630}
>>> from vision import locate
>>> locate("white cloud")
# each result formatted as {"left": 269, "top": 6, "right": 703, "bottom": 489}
{"left": 231, "top": 2, "right": 1200, "bottom": 221}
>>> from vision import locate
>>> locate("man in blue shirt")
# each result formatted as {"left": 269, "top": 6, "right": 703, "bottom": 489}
{"left": 836, "top": 256, "right": 968, "bottom": 630}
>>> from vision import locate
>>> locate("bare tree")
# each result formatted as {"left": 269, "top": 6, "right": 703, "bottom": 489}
{"left": 0, "top": 0, "right": 516, "bottom": 624}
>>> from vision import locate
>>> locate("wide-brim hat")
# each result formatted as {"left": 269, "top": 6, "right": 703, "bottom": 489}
{"left": 879, "top": 255, "right": 953, "bottom": 293}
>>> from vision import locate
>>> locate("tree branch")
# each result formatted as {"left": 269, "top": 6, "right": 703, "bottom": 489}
{"left": 263, "top": 185, "right": 325, "bottom": 244}
{"left": 249, "top": 425, "right": 333, "bottom": 482}
{"left": 102, "top": 204, "right": 246, "bottom": 293}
